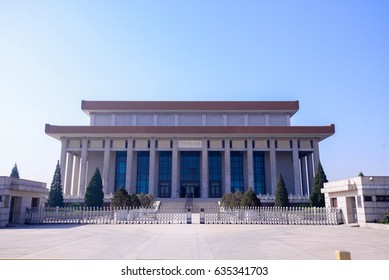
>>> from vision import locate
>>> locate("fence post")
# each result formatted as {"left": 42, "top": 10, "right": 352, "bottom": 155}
{"left": 285, "top": 207, "right": 289, "bottom": 225}
{"left": 187, "top": 207, "right": 192, "bottom": 224}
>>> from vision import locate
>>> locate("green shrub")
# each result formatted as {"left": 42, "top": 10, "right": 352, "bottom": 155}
{"left": 221, "top": 189, "right": 261, "bottom": 208}
{"left": 241, "top": 188, "right": 261, "bottom": 207}
{"left": 112, "top": 188, "right": 131, "bottom": 207}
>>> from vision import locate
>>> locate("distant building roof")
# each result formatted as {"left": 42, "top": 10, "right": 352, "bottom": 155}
{"left": 81, "top": 100, "right": 300, "bottom": 115}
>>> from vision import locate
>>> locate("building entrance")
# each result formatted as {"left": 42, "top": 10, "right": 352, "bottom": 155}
{"left": 180, "top": 151, "right": 201, "bottom": 198}
{"left": 8, "top": 196, "right": 21, "bottom": 224}
{"left": 209, "top": 151, "right": 222, "bottom": 198}
{"left": 182, "top": 182, "right": 199, "bottom": 198}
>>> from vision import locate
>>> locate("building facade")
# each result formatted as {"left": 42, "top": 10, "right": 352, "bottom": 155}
{"left": 45, "top": 101, "right": 334, "bottom": 201}
{"left": 322, "top": 176, "right": 389, "bottom": 224}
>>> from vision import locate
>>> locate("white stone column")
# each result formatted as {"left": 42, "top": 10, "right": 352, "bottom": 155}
{"left": 60, "top": 138, "right": 67, "bottom": 190}
{"left": 300, "top": 155, "right": 308, "bottom": 195}
{"left": 269, "top": 139, "right": 277, "bottom": 195}
{"left": 72, "top": 155, "right": 80, "bottom": 196}
{"left": 125, "top": 138, "right": 133, "bottom": 194}
{"left": 201, "top": 139, "right": 209, "bottom": 198}
{"left": 312, "top": 139, "right": 320, "bottom": 175}
{"left": 149, "top": 139, "right": 156, "bottom": 196}
{"left": 247, "top": 139, "right": 254, "bottom": 191}
{"left": 224, "top": 138, "right": 231, "bottom": 194}
{"left": 79, "top": 138, "right": 88, "bottom": 195}
{"left": 292, "top": 139, "right": 301, "bottom": 196}
{"left": 171, "top": 139, "right": 179, "bottom": 198}
{"left": 102, "top": 138, "right": 111, "bottom": 195}
{"left": 307, "top": 153, "right": 314, "bottom": 196}
{"left": 65, "top": 154, "right": 74, "bottom": 196}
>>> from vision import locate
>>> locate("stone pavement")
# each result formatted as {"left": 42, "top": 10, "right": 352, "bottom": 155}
{"left": 1, "top": 224, "right": 389, "bottom": 260}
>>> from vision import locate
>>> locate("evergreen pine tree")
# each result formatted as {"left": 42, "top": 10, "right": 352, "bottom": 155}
{"left": 48, "top": 161, "right": 64, "bottom": 207}
{"left": 10, "top": 163, "right": 20, "bottom": 179}
{"left": 129, "top": 193, "right": 141, "bottom": 207}
{"left": 310, "top": 162, "right": 328, "bottom": 207}
{"left": 274, "top": 174, "right": 289, "bottom": 207}
{"left": 240, "top": 188, "right": 261, "bottom": 207}
{"left": 111, "top": 188, "right": 131, "bottom": 207}
{"left": 84, "top": 168, "right": 104, "bottom": 207}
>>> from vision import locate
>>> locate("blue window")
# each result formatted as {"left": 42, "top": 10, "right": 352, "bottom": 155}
{"left": 208, "top": 151, "right": 222, "bottom": 198}
{"left": 231, "top": 151, "right": 244, "bottom": 193}
{"left": 253, "top": 151, "right": 266, "bottom": 194}
{"left": 114, "top": 151, "right": 127, "bottom": 192}
{"left": 136, "top": 151, "right": 150, "bottom": 194}
{"left": 180, "top": 151, "right": 200, "bottom": 198}
{"left": 158, "top": 151, "right": 172, "bottom": 198}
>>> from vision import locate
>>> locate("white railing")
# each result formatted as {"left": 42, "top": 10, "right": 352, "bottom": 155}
{"left": 26, "top": 206, "right": 187, "bottom": 224}
{"left": 202, "top": 206, "right": 341, "bottom": 225}
{"left": 257, "top": 194, "right": 310, "bottom": 202}
{"left": 62, "top": 194, "right": 115, "bottom": 203}
{"left": 26, "top": 206, "right": 342, "bottom": 225}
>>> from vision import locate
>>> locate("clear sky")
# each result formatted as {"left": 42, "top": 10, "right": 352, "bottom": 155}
{"left": 1, "top": 0, "right": 388, "bottom": 186}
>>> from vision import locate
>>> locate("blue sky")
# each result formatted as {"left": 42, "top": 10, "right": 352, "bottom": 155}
{"left": 1, "top": 0, "right": 388, "bottom": 185}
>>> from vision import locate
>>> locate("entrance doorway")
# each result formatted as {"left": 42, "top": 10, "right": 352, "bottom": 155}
{"left": 8, "top": 196, "right": 22, "bottom": 224}
{"left": 346, "top": 196, "right": 358, "bottom": 223}
{"left": 181, "top": 181, "right": 201, "bottom": 198}
{"left": 180, "top": 151, "right": 201, "bottom": 198}
{"left": 159, "top": 182, "right": 171, "bottom": 198}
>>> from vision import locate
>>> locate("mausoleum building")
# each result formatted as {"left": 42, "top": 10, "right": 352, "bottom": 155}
{"left": 45, "top": 100, "right": 334, "bottom": 201}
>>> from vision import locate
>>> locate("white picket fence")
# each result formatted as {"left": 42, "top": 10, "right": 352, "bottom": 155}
{"left": 26, "top": 206, "right": 187, "bottom": 224}
{"left": 26, "top": 206, "right": 342, "bottom": 225}
{"left": 202, "top": 206, "right": 342, "bottom": 225}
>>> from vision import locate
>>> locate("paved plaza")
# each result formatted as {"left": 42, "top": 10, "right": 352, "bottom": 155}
{"left": 1, "top": 224, "right": 389, "bottom": 260}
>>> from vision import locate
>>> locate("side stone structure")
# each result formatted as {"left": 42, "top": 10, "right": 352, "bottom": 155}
{"left": 0, "top": 177, "right": 47, "bottom": 227}
{"left": 322, "top": 176, "right": 389, "bottom": 224}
